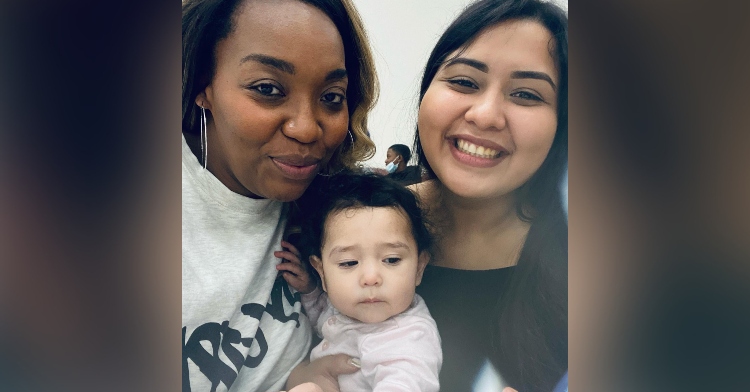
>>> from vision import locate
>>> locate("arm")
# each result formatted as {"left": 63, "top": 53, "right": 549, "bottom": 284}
{"left": 359, "top": 320, "right": 442, "bottom": 392}
{"left": 299, "top": 287, "right": 328, "bottom": 330}
{"left": 275, "top": 240, "right": 329, "bottom": 330}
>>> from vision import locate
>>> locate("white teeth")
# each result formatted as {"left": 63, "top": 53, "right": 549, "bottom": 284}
{"left": 455, "top": 139, "right": 501, "bottom": 159}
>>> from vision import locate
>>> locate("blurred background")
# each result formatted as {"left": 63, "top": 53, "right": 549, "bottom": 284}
{"left": 1, "top": 0, "right": 748, "bottom": 391}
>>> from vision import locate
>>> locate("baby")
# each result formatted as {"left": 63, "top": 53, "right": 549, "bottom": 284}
{"left": 276, "top": 172, "right": 441, "bottom": 391}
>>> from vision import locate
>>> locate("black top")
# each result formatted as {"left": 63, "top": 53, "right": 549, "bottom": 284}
{"left": 387, "top": 165, "right": 422, "bottom": 186}
{"left": 416, "top": 264, "right": 515, "bottom": 392}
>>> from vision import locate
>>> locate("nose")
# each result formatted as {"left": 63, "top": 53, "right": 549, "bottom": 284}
{"left": 282, "top": 100, "right": 323, "bottom": 144}
{"left": 360, "top": 263, "right": 382, "bottom": 287}
{"left": 464, "top": 91, "right": 507, "bottom": 131}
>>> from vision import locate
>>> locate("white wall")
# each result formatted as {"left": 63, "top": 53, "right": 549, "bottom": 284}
{"left": 352, "top": 0, "right": 568, "bottom": 168}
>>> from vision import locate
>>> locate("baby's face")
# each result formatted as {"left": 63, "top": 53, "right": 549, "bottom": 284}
{"left": 313, "top": 207, "right": 426, "bottom": 323}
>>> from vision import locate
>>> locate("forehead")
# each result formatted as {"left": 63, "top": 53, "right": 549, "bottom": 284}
{"left": 323, "top": 207, "right": 412, "bottom": 242}
{"left": 218, "top": 0, "right": 345, "bottom": 68}
{"left": 451, "top": 19, "right": 558, "bottom": 83}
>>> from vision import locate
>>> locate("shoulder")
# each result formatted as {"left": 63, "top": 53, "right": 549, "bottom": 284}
{"left": 408, "top": 179, "right": 437, "bottom": 201}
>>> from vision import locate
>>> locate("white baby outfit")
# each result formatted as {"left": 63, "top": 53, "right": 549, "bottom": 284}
{"left": 301, "top": 288, "right": 442, "bottom": 391}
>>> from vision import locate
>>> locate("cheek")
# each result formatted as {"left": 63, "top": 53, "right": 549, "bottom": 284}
{"left": 418, "top": 92, "right": 448, "bottom": 150}
{"left": 419, "top": 86, "right": 467, "bottom": 140}
{"left": 321, "top": 113, "right": 350, "bottom": 151}
{"left": 514, "top": 113, "right": 557, "bottom": 157}
{"left": 214, "top": 93, "right": 281, "bottom": 143}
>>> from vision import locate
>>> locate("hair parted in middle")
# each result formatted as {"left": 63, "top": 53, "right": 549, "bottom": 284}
{"left": 413, "top": 0, "right": 567, "bottom": 220}
{"left": 182, "top": 0, "right": 378, "bottom": 171}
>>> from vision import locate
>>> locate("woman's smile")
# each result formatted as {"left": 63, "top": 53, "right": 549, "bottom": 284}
{"left": 447, "top": 134, "right": 510, "bottom": 168}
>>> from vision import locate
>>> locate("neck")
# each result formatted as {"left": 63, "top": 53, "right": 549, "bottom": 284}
{"left": 424, "top": 181, "right": 530, "bottom": 270}
{"left": 438, "top": 182, "right": 518, "bottom": 230}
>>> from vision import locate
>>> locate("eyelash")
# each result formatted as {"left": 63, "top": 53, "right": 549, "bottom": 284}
{"left": 338, "top": 260, "right": 358, "bottom": 268}
{"left": 336, "top": 258, "right": 402, "bottom": 268}
{"left": 444, "top": 75, "right": 548, "bottom": 105}
{"left": 321, "top": 92, "right": 346, "bottom": 106}
{"left": 249, "top": 82, "right": 284, "bottom": 97}
{"left": 248, "top": 82, "right": 345, "bottom": 109}
{"left": 446, "top": 78, "right": 478, "bottom": 90}
{"left": 510, "top": 90, "right": 543, "bottom": 102}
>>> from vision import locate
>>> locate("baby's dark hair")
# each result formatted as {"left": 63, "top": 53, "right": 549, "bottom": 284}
{"left": 298, "top": 171, "right": 432, "bottom": 262}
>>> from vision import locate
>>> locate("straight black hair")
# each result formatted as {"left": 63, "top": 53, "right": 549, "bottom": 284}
{"left": 412, "top": 0, "right": 568, "bottom": 391}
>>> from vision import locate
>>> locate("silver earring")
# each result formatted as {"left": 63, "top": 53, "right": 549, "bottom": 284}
{"left": 200, "top": 106, "right": 208, "bottom": 170}
{"left": 318, "top": 130, "right": 354, "bottom": 177}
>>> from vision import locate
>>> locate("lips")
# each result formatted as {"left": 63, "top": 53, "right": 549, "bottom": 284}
{"left": 271, "top": 154, "right": 321, "bottom": 180}
{"left": 360, "top": 298, "right": 383, "bottom": 304}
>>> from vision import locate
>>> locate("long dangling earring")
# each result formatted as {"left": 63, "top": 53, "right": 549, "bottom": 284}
{"left": 318, "top": 130, "right": 354, "bottom": 177}
{"left": 200, "top": 106, "right": 208, "bottom": 170}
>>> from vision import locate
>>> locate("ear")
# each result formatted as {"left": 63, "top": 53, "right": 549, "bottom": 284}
{"left": 310, "top": 256, "right": 327, "bottom": 292}
{"left": 195, "top": 86, "right": 213, "bottom": 110}
{"left": 415, "top": 251, "right": 429, "bottom": 286}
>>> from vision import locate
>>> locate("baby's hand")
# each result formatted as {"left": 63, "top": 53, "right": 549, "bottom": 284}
{"left": 275, "top": 240, "right": 317, "bottom": 294}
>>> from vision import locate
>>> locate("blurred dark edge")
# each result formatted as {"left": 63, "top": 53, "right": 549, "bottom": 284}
{"left": 570, "top": 0, "right": 750, "bottom": 391}
{"left": 0, "top": 0, "right": 181, "bottom": 391}
{"left": 0, "top": 0, "right": 748, "bottom": 391}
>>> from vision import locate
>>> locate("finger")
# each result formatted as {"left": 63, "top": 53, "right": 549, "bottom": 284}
{"left": 502, "top": 388, "right": 518, "bottom": 392}
{"left": 275, "top": 250, "right": 302, "bottom": 264}
{"left": 276, "top": 262, "right": 306, "bottom": 277}
{"left": 279, "top": 271, "right": 308, "bottom": 292}
{"left": 316, "top": 354, "right": 360, "bottom": 377}
{"left": 281, "top": 240, "right": 301, "bottom": 257}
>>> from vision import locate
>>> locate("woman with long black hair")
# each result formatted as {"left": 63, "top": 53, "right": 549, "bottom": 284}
{"left": 411, "top": 0, "right": 568, "bottom": 390}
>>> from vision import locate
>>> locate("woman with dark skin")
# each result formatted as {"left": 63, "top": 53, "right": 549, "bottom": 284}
{"left": 181, "top": 0, "right": 377, "bottom": 390}
{"left": 411, "top": 0, "right": 568, "bottom": 391}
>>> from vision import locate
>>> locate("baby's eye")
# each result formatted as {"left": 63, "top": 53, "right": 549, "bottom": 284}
{"left": 383, "top": 257, "right": 401, "bottom": 265}
{"left": 338, "top": 260, "right": 358, "bottom": 268}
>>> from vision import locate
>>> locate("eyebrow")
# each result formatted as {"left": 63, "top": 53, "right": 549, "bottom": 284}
{"left": 327, "top": 242, "right": 411, "bottom": 259}
{"left": 379, "top": 241, "right": 411, "bottom": 251}
{"left": 444, "top": 57, "right": 488, "bottom": 73}
{"left": 325, "top": 68, "right": 348, "bottom": 82}
{"left": 444, "top": 57, "right": 557, "bottom": 92}
{"left": 328, "top": 245, "right": 357, "bottom": 259}
{"left": 511, "top": 70, "right": 557, "bottom": 91}
{"left": 240, "top": 54, "right": 295, "bottom": 74}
